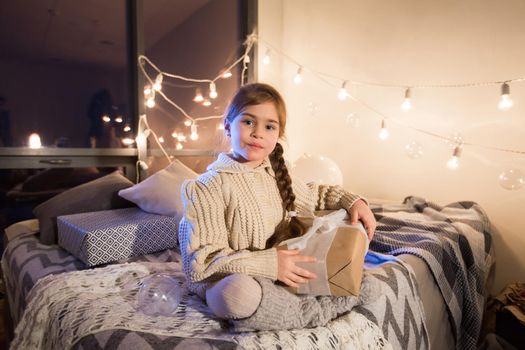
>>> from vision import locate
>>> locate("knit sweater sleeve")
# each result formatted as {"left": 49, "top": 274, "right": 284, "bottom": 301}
{"left": 178, "top": 176, "right": 278, "bottom": 284}
{"left": 292, "top": 177, "right": 367, "bottom": 213}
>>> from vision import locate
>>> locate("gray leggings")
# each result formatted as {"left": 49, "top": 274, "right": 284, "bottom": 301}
{"left": 205, "top": 273, "right": 262, "bottom": 319}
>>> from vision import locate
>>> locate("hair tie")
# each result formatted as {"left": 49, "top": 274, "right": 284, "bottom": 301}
{"left": 287, "top": 211, "right": 297, "bottom": 218}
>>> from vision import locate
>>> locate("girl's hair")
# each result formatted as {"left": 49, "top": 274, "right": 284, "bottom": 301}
{"left": 224, "top": 83, "right": 305, "bottom": 247}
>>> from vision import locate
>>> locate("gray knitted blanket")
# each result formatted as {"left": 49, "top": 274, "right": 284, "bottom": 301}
{"left": 368, "top": 196, "right": 494, "bottom": 350}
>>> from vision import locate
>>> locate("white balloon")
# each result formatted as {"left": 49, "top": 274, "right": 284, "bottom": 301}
{"left": 292, "top": 153, "right": 343, "bottom": 186}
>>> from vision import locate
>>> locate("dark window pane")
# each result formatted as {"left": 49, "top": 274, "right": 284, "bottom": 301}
{"left": 0, "top": 0, "right": 133, "bottom": 148}
{"left": 142, "top": 0, "right": 243, "bottom": 173}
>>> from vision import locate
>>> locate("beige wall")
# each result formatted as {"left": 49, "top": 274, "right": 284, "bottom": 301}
{"left": 258, "top": 0, "right": 525, "bottom": 294}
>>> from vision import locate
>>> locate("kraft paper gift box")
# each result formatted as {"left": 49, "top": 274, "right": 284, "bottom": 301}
{"left": 57, "top": 207, "right": 179, "bottom": 266}
{"left": 279, "top": 209, "right": 369, "bottom": 297}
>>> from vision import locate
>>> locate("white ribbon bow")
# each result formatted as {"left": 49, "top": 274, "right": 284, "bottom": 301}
{"left": 284, "top": 209, "right": 348, "bottom": 250}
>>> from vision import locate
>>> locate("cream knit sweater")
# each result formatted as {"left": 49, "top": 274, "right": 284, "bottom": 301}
{"left": 178, "top": 153, "right": 363, "bottom": 298}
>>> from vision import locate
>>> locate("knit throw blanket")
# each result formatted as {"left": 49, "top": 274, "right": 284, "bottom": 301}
{"left": 368, "top": 196, "right": 494, "bottom": 350}
{"left": 11, "top": 261, "right": 392, "bottom": 350}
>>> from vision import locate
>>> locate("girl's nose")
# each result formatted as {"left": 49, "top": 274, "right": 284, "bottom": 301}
{"left": 251, "top": 126, "right": 264, "bottom": 138}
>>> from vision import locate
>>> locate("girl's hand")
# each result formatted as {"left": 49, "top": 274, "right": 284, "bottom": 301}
{"left": 349, "top": 199, "right": 376, "bottom": 240}
{"left": 277, "top": 249, "right": 317, "bottom": 288}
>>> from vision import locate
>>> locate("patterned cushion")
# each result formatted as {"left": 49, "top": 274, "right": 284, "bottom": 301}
{"left": 57, "top": 207, "right": 178, "bottom": 266}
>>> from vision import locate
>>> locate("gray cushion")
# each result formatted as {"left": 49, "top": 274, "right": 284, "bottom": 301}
{"left": 34, "top": 171, "right": 135, "bottom": 245}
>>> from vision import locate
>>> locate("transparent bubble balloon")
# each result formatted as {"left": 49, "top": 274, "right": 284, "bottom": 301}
{"left": 405, "top": 141, "right": 423, "bottom": 159}
{"left": 137, "top": 274, "right": 183, "bottom": 316}
{"left": 293, "top": 153, "right": 343, "bottom": 186}
{"left": 498, "top": 168, "right": 525, "bottom": 191}
{"left": 345, "top": 112, "right": 360, "bottom": 128}
{"left": 307, "top": 102, "right": 320, "bottom": 117}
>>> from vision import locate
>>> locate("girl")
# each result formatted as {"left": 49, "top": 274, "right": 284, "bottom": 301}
{"left": 179, "top": 83, "right": 376, "bottom": 331}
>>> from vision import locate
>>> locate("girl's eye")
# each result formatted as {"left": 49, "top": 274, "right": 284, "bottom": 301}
{"left": 243, "top": 120, "right": 254, "bottom": 126}
{"left": 266, "top": 124, "right": 277, "bottom": 131}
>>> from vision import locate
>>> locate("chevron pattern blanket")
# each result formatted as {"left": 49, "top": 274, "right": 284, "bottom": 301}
{"left": 368, "top": 196, "right": 494, "bottom": 350}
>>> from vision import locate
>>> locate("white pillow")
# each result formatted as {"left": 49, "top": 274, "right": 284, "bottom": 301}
{"left": 119, "top": 160, "right": 198, "bottom": 222}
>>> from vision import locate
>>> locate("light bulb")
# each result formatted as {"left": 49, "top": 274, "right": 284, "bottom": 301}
{"left": 138, "top": 160, "right": 149, "bottom": 170}
{"left": 293, "top": 67, "right": 303, "bottom": 84}
{"left": 263, "top": 49, "right": 271, "bottom": 65}
{"left": 184, "top": 120, "right": 192, "bottom": 127}
{"left": 498, "top": 83, "right": 513, "bottom": 110}
{"left": 102, "top": 115, "right": 111, "bottom": 123}
{"left": 243, "top": 55, "right": 251, "bottom": 64}
{"left": 378, "top": 119, "right": 389, "bottom": 140}
{"left": 28, "top": 133, "right": 42, "bottom": 149}
{"left": 446, "top": 146, "right": 462, "bottom": 169}
{"left": 171, "top": 131, "right": 178, "bottom": 138}
{"left": 338, "top": 81, "right": 349, "bottom": 101}
{"left": 123, "top": 124, "right": 131, "bottom": 132}
{"left": 146, "top": 97, "right": 155, "bottom": 108}
{"left": 190, "top": 124, "right": 199, "bottom": 140}
{"left": 401, "top": 88, "right": 412, "bottom": 111}
{"left": 193, "top": 89, "right": 204, "bottom": 102}
{"left": 158, "top": 136, "right": 164, "bottom": 143}
{"left": 209, "top": 82, "right": 218, "bottom": 99}
{"left": 177, "top": 134, "right": 186, "bottom": 142}
{"left": 144, "top": 85, "right": 152, "bottom": 96}
{"left": 217, "top": 123, "right": 224, "bottom": 130}
{"left": 176, "top": 142, "right": 183, "bottom": 150}
{"left": 121, "top": 137, "right": 134, "bottom": 146}
{"left": 115, "top": 116, "right": 123, "bottom": 123}
{"left": 153, "top": 73, "right": 163, "bottom": 91}
{"left": 222, "top": 71, "right": 232, "bottom": 78}
{"left": 202, "top": 99, "right": 212, "bottom": 107}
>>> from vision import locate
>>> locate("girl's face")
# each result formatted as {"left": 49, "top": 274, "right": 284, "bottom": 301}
{"left": 225, "top": 102, "right": 281, "bottom": 168}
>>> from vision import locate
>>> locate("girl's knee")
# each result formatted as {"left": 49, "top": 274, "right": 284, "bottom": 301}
{"left": 206, "top": 274, "right": 262, "bottom": 319}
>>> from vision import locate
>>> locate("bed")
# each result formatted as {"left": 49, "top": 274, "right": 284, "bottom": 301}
{"left": 1, "top": 190, "right": 494, "bottom": 350}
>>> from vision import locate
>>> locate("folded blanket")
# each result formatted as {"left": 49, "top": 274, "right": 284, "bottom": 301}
{"left": 368, "top": 196, "right": 494, "bottom": 350}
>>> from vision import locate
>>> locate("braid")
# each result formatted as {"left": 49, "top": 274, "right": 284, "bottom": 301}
{"left": 266, "top": 143, "right": 305, "bottom": 248}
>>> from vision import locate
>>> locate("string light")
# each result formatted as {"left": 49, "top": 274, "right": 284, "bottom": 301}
{"left": 401, "top": 88, "right": 412, "bottom": 111}
{"left": 202, "top": 99, "right": 212, "bottom": 107}
{"left": 171, "top": 131, "right": 178, "bottom": 138}
{"left": 153, "top": 73, "right": 163, "bottom": 91}
{"left": 209, "top": 81, "right": 218, "bottom": 99}
{"left": 447, "top": 144, "right": 462, "bottom": 169}
{"left": 294, "top": 66, "right": 304, "bottom": 84}
{"left": 193, "top": 88, "right": 204, "bottom": 102}
{"left": 338, "top": 81, "right": 349, "bottom": 101}
{"left": 184, "top": 120, "right": 192, "bottom": 127}
{"left": 121, "top": 137, "right": 134, "bottom": 146}
{"left": 177, "top": 134, "right": 187, "bottom": 142}
{"left": 263, "top": 49, "right": 271, "bottom": 65}
{"left": 28, "top": 133, "right": 42, "bottom": 149}
{"left": 217, "top": 123, "right": 224, "bottom": 130}
{"left": 102, "top": 115, "right": 111, "bottom": 122}
{"left": 115, "top": 116, "right": 123, "bottom": 123}
{"left": 144, "top": 85, "right": 152, "bottom": 96}
{"left": 378, "top": 119, "right": 389, "bottom": 140}
{"left": 176, "top": 142, "right": 184, "bottom": 150}
{"left": 498, "top": 82, "right": 513, "bottom": 110}
{"left": 123, "top": 124, "right": 131, "bottom": 132}
{"left": 146, "top": 97, "right": 155, "bottom": 108}
{"left": 158, "top": 136, "right": 165, "bottom": 143}
{"left": 190, "top": 123, "right": 199, "bottom": 140}
{"left": 222, "top": 71, "right": 232, "bottom": 78}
